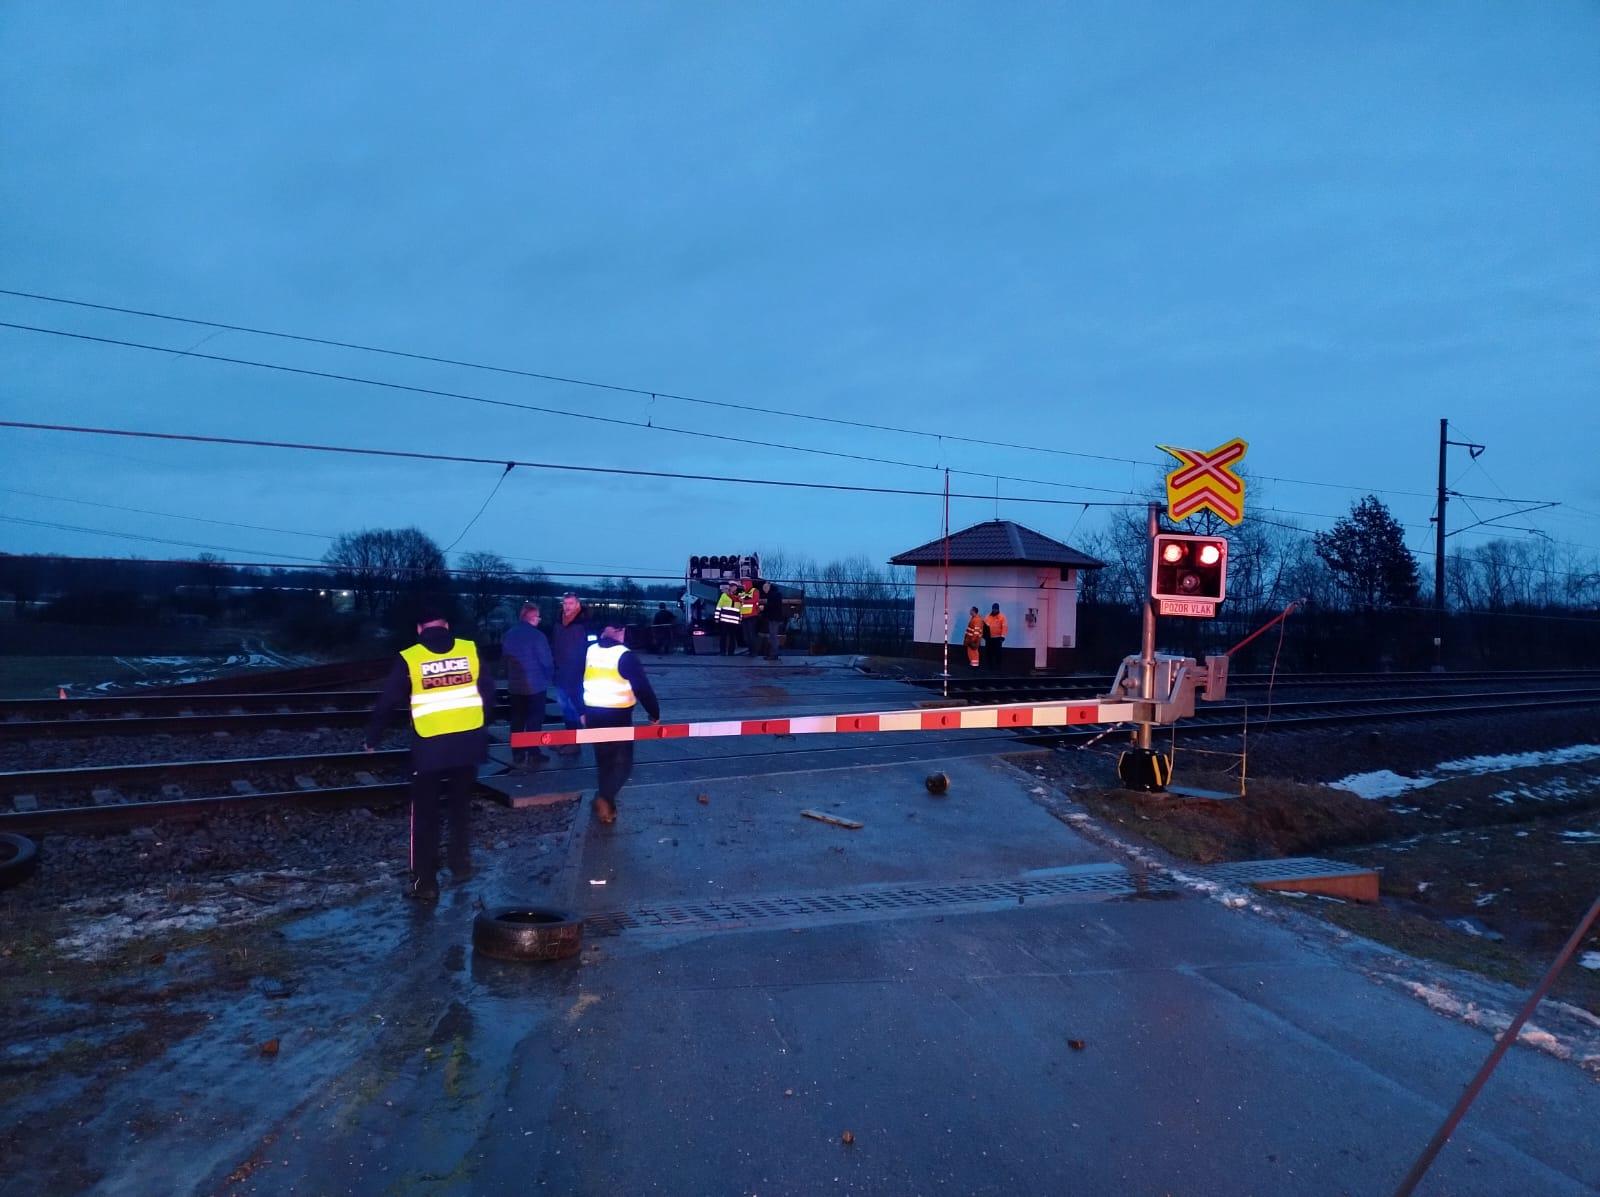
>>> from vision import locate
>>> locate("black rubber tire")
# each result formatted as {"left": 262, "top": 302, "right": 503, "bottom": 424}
{"left": 472, "top": 906, "right": 583, "bottom": 963}
{"left": 0, "top": 833, "right": 39, "bottom": 890}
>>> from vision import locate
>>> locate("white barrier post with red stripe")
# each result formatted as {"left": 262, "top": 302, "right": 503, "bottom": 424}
{"left": 509, "top": 699, "right": 1137, "bottom": 750}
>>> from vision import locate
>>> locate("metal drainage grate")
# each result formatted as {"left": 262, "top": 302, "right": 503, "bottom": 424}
{"left": 1197, "top": 857, "right": 1373, "bottom": 884}
{"left": 584, "top": 866, "right": 1175, "bottom": 936}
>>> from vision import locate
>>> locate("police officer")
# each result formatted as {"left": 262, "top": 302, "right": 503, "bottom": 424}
{"left": 364, "top": 608, "right": 494, "bottom": 901}
{"left": 581, "top": 621, "right": 661, "bottom": 825}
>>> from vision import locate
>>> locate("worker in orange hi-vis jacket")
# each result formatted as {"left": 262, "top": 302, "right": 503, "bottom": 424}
{"left": 962, "top": 606, "right": 985, "bottom": 668}
{"left": 983, "top": 603, "right": 1008, "bottom": 671}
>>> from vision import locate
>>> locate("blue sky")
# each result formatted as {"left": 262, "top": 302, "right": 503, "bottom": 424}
{"left": 2, "top": 2, "right": 1596, "bottom": 581}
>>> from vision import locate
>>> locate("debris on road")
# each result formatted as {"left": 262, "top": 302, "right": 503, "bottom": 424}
{"left": 258, "top": 1038, "right": 280, "bottom": 1058}
{"left": 1068, "top": 1039, "right": 1087, "bottom": 1051}
{"left": 924, "top": 772, "right": 949, "bottom": 795}
{"left": 840, "top": 1130, "right": 855, "bottom": 1145}
{"left": 802, "top": 809, "right": 863, "bottom": 830}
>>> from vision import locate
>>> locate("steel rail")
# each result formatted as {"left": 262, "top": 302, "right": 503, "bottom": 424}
{"left": 0, "top": 780, "right": 412, "bottom": 835}
{"left": 5, "top": 686, "right": 1600, "bottom": 836}
{"left": 0, "top": 748, "right": 409, "bottom": 796}
{"left": 9, "top": 669, "right": 1595, "bottom": 735}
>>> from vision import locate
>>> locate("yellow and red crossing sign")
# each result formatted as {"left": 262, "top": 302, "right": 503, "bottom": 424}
{"left": 1158, "top": 438, "right": 1248, "bottom": 526}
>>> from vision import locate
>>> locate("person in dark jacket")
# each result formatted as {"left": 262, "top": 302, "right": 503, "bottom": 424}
{"left": 581, "top": 621, "right": 661, "bottom": 825}
{"left": 758, "top": 578, "right": 785, "bottom": 661}
{"left": 364, "top": 610, "right": 494, "bottom": 901}
{"left": 501, "top": 601, "right": 554, "bottom": 767}
{"left": 650, "top": 603, "right": 676, "bottom": 654}
{"left": 549, "top": 592, "right": 593, "bottom": 757}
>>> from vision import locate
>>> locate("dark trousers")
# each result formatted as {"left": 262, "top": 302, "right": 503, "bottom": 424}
{"left": 765, "top": 623, "right": 782, "bottom": 660}
{"left": 586, "top": 706, "right": 635, "bottom": 802}
{"left": 410, "top": 765, "right": 474, "bottom": 879}
{"left": 741, "top": 618, "right": 759, "bottom": 654}
{"left": 508, "top": 692, "right": 545, "bottom": 761}
{"left": 984, "top": 636, "right": 1005, "bottom": 671}
{"left": 555, "top": 684, "right": 583, "bottom": 729}
{"left": 719, "top": 623, "right": 740, "bottom": 654}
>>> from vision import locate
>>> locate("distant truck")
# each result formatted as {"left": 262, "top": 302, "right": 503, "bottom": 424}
{"left": 683, "top": 554, "right": 804, "bottom": 627}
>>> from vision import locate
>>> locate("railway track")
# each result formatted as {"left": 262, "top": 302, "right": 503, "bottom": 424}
{"left": 8, "top": 669, "right": 1598, "bottom": 741}
{"left": 914, "top": 668, "right": 1600, "bottom": 704}
{"left": 0, "top": 693, "right": 535, "bottom": 741}
{"left": 3, "top": 685, "right": 1598, "bottom": 837}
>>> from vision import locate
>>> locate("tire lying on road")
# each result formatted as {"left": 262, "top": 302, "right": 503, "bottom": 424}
{"left": 472, "top": 907, "right": 583, "bottom": 962}
{"left": 0, "top": 833, "right": 39, "bottom": 890}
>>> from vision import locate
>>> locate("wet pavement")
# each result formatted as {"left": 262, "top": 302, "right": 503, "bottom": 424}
{"left": 15, "top": 656, "right": 1600, "bottom": 1195}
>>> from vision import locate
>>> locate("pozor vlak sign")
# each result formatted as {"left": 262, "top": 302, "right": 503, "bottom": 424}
{"left": 1152, "top": 439, "right": 1246, "bottom": 617}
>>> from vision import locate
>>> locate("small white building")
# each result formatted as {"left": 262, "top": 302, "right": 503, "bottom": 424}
{"left": 890, "top": 520, "right": 1105, "bottom": 672}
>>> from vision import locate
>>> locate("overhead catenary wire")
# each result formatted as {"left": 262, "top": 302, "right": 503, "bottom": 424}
{"left": 0, "top": 485, "right": 336, "bottom": 540}
{"left": 0, "top": 418, "right": 1139, "bottom": 509}
{"left": 0, "top": 514, "right": 323, "bottom": 562}
{"left": 0, "top": 319, "right": 1138, "bottom": 500}
{"left": 3, "top": 286, "right": 1555, "bottom": 506}
{"left": 0, "top": 286, "right": 1213, "bottom": 469}
{"left": 443, "top": 462, "right": 514, "bottom": 553}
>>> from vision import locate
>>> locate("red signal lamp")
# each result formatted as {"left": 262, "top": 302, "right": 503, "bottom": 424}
{"left": 1150, "top": 533, "right": 1228, "bottom": 608}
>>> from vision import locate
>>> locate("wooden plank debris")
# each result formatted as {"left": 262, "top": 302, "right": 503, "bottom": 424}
{"left": 801, "top": 809, "right": 863, "bottom": 830}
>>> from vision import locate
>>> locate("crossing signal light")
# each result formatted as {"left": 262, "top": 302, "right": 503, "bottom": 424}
{"left": 1151, "top": 534, "right": 1228, "bottom": 606}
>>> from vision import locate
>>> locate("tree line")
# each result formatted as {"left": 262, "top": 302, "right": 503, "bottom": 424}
{"left": 2, "top": 492, "right": 1593, "bottom": 666}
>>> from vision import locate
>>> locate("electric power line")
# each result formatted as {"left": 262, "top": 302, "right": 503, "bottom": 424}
{"left": 0, "top": 486, "right": 335, "bottom": 540}
{"left": 443, "top": 464, "right": 514, "bottom": 553}
{"left": 0, "top": 514, "right": 322, "bottom": 561}
{"left": 0, "top": 418, "right": 1139, "bottom": 509}
{"left": 0, "top": 319, "right": 1138, "bottom": 500}
{"left": 0, "top": 287, "right": 1520, "bottom": 505}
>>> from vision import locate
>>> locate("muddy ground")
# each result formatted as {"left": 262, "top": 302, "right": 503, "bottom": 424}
{"left": 0, "top": 792, "right": 578, "bottom": 1192}
{"left": 1033, "top": 707, "right": 1600, "bottom": 1014}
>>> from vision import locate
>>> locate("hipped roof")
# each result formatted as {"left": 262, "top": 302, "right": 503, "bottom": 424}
{"left": 890, "top": 520, "right": 1105, "bottom": 569}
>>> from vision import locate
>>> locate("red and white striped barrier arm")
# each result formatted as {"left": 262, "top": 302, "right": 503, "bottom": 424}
{"left": 509, "top": 699, "right": 1136, "bottom": 749}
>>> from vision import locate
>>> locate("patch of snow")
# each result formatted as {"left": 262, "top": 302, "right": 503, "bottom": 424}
{"left": 1331, "top": 770, "right": 1438, "bottom": 800}
{"left": 1473, "top": 892, "right": 1497, "bottom": 907}
{"left": 1548, "top": 1000, "right": 1600, "bottom": 1030}
{"left": 1400, "top": 981, "right": 1572, "bottom": 1060}
{"left": 1436, "top": 743, "right": 1600, "bottom": 774}
{"left": 1445, "top": 917, "right": 1502, "bottom": 940}
{"left": 1415, "top": 881, "right": 1431, "bottom": 893}
{"left": 1580, "top": 952, "right": 1600, "bottom": 972}
{"left": 54, "top": 869, "right": 380, "bottom": 959}
{"left": 1559, "top": 831, "right": 1600, "bottom": 842}
{"left": 1333, "top": 743, "right": 1600, "bottom": 806}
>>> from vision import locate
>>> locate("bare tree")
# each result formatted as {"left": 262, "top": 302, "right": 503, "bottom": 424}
{"left": 456, "top": 550, "right": 516, "bottom": 623}
{"left": 324, "top": 527, "right": 447, "bottom": 616}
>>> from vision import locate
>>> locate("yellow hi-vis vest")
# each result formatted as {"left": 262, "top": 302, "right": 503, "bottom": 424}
{"left": 401, "top": 639, "right": 484, "bottom": 737}
{"left": 738, "top": 588, "right": 757, "bottom": 617}
{"left": 582, "top": 643, "right": 636, "bottom": 709}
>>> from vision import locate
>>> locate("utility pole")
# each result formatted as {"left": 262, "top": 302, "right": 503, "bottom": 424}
{"left": 1137, "top": 501, "right": 1159, "bottom": 752}
{"left": 1432, "top": 418, "right": 1486, "bottom": 672}
{"left": 1434, "top": 418, "right": 1448, "bottom": 672}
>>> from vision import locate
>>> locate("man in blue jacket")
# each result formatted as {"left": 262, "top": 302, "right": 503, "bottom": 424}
{"left": 581, "top": 621, "right": 661, "bottom": 825}
{"left": 501, "top": 601, "right": 553, "bottom": 768}
{"left": 364, "top": 609, "right": 494, "bottom": 901}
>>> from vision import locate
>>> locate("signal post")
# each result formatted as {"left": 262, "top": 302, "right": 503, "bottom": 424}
{"left": 1115, "top": 439, "right": 1245, "bottom": 792}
